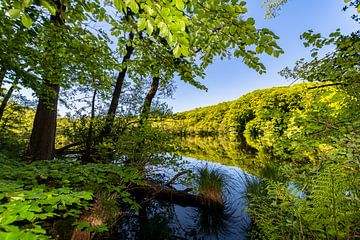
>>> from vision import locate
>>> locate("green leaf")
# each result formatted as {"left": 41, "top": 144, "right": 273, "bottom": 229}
{"left": 158, "top": 22, "right": 169, "bottom": 38}
{"left": 173, "top": 44, "right": 181, "bottom": 58}
{"left": 146, "top": 20, "right": 154, "bottom": 35}
{"left": 137, "top": 18, "right": 146, "bottom": 31}
{"left": 127, "top": 0, "right": 139, "bottom": 13}
{"left": 175, "top": 0, "right": 185, "bottom": 10}
{"left": 41, "top": 0, "right": 57, "bottom": 15}
{"left": 23, "top": 0, "right": 33, "bottom": 8}
{"left": 8, "top": 9, "right": 21, "bottom": 19}
{"left": 181, "top": 45, "right": 189, "bottom": 56}
{"left": 21, "top": 14, "right": 33, "bottom": 28}
{"left": 113, "top": 0, "right": 123, "bottom": 12}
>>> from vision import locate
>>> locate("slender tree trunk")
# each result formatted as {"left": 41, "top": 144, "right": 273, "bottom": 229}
{"left": 0, "top": 78, "right": 19, "bottom": 122}
{"left": 82, "top": 88, "right": 97, "bottom": 162}
{"left": 140, "top": 76, "right": 160, "bottom": 124}
{"left": 26, "top": 1, "right": 64, "bottom": 161}
{"left": 101, "top": 32, "right": 134, "bottom": 138}
{"left": 130, "top": 76, "right": 160, "bottom": 167}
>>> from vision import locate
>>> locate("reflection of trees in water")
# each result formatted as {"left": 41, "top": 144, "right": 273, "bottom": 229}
{"left": 111, "top": 136, "right": 258, "bottom": 239}
{"left": 176, "top": 136, "right": 264, "bottom": 175}
{"left": 114, "top": 200, "right": 177, "bottom": 239}
{"left": 113, "top": 198, "right": 246, "bottom": 240}
{"left": 196, "top": 205, "right": 233, "bottom": 239}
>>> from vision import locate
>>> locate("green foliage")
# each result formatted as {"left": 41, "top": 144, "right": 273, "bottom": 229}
{"left": 0, "top": 103, "right": 34, "bottom": 156}
{"left": 162, "top": 82, "right": 355, "bottom": 163}
{"left": 174, "top": 135, "right": 260, "bottom": 175}
{"left": 0, "top": 154, "right": 144, "bottom": 238}
{"left": 242, "top": 8, "right": 360, "bottom": 239}
{"left": 163, "top": 81, "right": 359, "bottom": 239}
{"left": 246, "top": 158, "right": 359, "bottom": 239}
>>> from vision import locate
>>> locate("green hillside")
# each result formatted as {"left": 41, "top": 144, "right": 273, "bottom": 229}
{"left": 160, "top": 82, "right": 357, "bottom": 162}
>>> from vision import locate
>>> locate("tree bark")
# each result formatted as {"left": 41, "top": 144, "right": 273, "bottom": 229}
{"left": 26, "top": 1, "right": 64, "bottom": 161}
{"left": 140, "top": 76, "right": 160, "bottom": 124}
{"left": 27, "top": 82, "right": 60, "bottom": 160}
{"left": 0, "top": 78, "right": 18, "bottom": 122}
{"left": 101, "top": 32, "right": 134, "bottom": 138}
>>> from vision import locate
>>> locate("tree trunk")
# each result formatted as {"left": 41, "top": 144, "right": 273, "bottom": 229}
{"left": 26, "top": 82, "right": 60, "bottom": 160}
{"left": 26, "top": 1, "right": 64, "bottom": 161}
{"left": 130, "top": 183, "right": 224, "bottom": 210}
{"left": 0, "top": 78, "right": 18, "bottom": 122}
{"left": 140, "top": 76, "right": 160, "bottom": 124}
{"left": 82, "top": 88, "right": 97, "bottom": 162}
{"left": 101, "top": 32, "right": 134, "bottom": 138}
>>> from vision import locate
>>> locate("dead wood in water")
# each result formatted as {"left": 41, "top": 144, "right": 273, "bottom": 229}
{"left": 130, "top": 183, "right": 224, "bottom": 210}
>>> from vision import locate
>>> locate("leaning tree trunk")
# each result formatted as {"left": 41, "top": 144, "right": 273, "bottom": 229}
{"left": 101, "top": 31, "right": 134, "bottom": 138}
{"left": 139, "top": 76, "right": 160, "bottom": 125}
{"left": 26, "top": 1, "right": 64, "bottom": 161}
{"left": 0, "top": 78, "right": 18, "bottom": 122}
{"left": 82, "top": 88, "right": 97, "bottom": 162}
{"left": 129, "top": 76, "right": 160, "bottom": 166}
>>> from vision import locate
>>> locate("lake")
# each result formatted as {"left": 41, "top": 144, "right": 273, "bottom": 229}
{"left": 113, "top": 136, "right": 257, "bottom": 240}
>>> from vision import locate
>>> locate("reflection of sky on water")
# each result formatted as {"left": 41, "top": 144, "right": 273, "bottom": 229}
{"left": 167, "top": 156, "right": 252, "bottom": 240}
{"left": 115, "top": 156, "right": 253, "bottom": 239}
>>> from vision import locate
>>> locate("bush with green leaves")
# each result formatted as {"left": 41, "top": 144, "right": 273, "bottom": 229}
{"left": 0, "top": 154, "right": 144, "bottom": 239}
{"left": 246, "top": 152, "right": 359, "bottom": 239}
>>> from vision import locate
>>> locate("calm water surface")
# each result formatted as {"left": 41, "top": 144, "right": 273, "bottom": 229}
{"left": 115, "top": 136, "right": 256, "bottom": 240}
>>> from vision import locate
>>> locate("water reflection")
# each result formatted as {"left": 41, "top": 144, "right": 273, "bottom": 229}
{"left": 113, "top": 136, "right": 256, "bottom": 239}
{"left": 176, "top": 136, "right": 262, "bottom": 175}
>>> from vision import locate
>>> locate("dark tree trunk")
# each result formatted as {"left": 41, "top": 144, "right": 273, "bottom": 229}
{"left": 101, "top": 32, "right": 134, "bottom": 138}
{"left": 127, "top": 76, "right": 160, "bottom": 166}
{"left": 0, "top": 78, "right": 18, "bottom": 122}
{"left": 26, "top": 1, "right": 64, "bottom": 161}
{"left": 26, "top": 82, "right": 60, "bottom": 160}
{"left": 140, "top": 76, "right": 160, "bottom": 124}
{"left": 82, "top": 88, "right": 97, "bottom": 162}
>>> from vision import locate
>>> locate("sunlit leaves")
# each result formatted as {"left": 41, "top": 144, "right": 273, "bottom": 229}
{"left": 114, "top": 0, "right": 124, "bottom": 12}
{"left": 40, "top": 0, "right": 57, "bottom": 15}
{"left": 173, "top": 44, "right": 181, "bottom": 58}
{"left": 137, "top": 18, "right": 147, "bottom": 31}
{"left": 146, "top": 19, "right": 154, "bottom": 35}
{"left": 6, "top": 0, "right": 55, "bottom": 29}
{"left": 21, "top": 14, "right": 33, "bottom": 29}
{"left": 175, "top": 0, "right": 185, "bottom": 10}
{"left": 8, "top": 9, "right": 21, "bottom": 19}
{"left": 158, "top": 22, "right": 169, "bottom": 38}
{"left": 125, "top": 0, "right": 139, "bottom": 13}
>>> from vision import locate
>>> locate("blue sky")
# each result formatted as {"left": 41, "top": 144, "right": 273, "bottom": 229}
{"left": 167, "top": 0, "right": 359, "bottom": 113}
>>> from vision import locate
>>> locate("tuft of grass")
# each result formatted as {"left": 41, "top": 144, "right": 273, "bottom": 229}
{"left": 197, "top": 165, "right": 227, "bottom": 206}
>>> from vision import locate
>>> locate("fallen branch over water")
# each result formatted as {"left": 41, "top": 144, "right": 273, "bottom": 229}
{"left": 130, "top": 182, "right": 224, "bottom": 210}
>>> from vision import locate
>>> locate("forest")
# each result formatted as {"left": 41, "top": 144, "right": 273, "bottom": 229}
{"left": 0, "top": 0, "right": 359, "bottom": 239}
